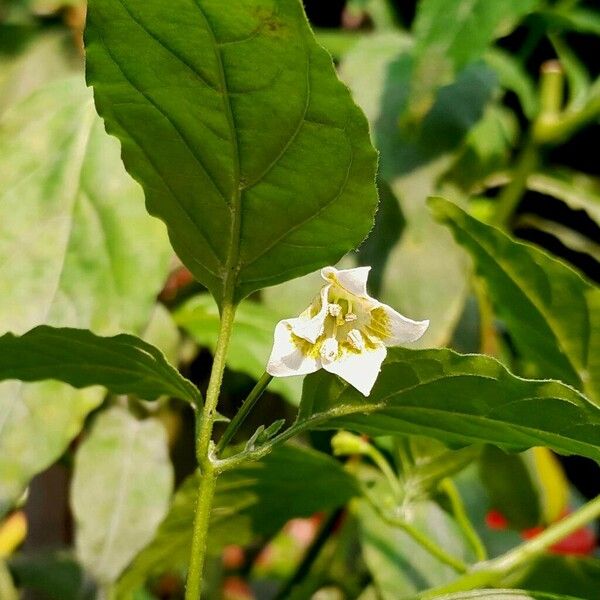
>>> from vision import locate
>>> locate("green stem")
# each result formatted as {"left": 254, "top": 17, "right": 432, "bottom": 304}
{"left": 363, "top": 488, "right": 468, "bottom": 574}
{"left": 216, "top": 372, "right": 273, "bottom": 455}
{"left": 492, "top": 138, "right": 539, "bottom": 228}
{"left": 274, "top": 508, "right": 344, "bottom": 600}
{"left": 365, "top": 445, "right": 404, "bottom": 500}
{"left": 439, "top": 478, "right": 487, "bottom": 561}
{"left": 185, "top": 299, "right": 237, "bottom": 600}
{"left": 416, "top": 494, "right": 600, "bottom": 599}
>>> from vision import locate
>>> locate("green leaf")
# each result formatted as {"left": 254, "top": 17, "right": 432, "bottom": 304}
{"left": 8, "top": 551, "right": 93, "bottom": 600}
{"left": 85, "top": 0, "right": 378, "bottom": 305}
{"left": 409, "top": 0, "right": 538, "bottom": 119}
{"left": 117, "top": 444, "right": 358, "bottom": 595}
{"left": 478, "top": 446, "right": 541, "bottom": 529}
{"left": 72, "top": 407, "right": 173, "bottom": 585}
{"left": 0, "top": 77, "right": 171, "bottom": 515}
{"left": 357, "top": 177, "right": 405, "bottom": 297}
{"left": 0, "top": 326, "right": 200, "bottom": 406}
{"left": 0, "top": 28, "right": 80, "bottom": 115}
{"left": 428, "top": 591, "right": 585, "bottom": 600}
{"left": 429, "top": 197, "right": 600, "bottom": 405}
{"left": 174, "top": 294, "right": 301, "bottom": 403}
{"left": 357, "top": 499, "right": 472, "bottom": 598}
{"left": 297, "top": 347, "right": 600, "bottom": 462}
{"left": 340, "top": 32, "right": 496, "bottom": 346}
{"left": 526, "top": 170, "right": 600, "bottom": 227}
{"left": 512, "top": 554, "right": 600, "bottom": 599}
{"left": 484, "top": 48, "right": 538, "bottom": 119}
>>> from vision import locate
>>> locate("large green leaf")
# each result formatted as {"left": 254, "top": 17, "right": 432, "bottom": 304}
{"left": 430, "top": 197, "right": 600, "bottom": 405}
{"left": 0, "top": 326, "right": 200, "bottom": 406}
{"left": 85, "top": 0, "right": 378, "bottom": 305}
{"left": 358, "top": 499, "right": 472, "bottom": 598}
{"left": 408, "top": 0, "right": 538, "bottom": 119}
{"left": 174, "top": 294, "right": 301, "bottom": 403}
{"left": 0, "top": 77, "right": 171, "bottom": 514}
{"left": 72, "top": 407, "right": 173, "bottom": 585}
{"left": 297, "top": 347, "right": 600, "bottom": 462}
{"left": 340, "top": 33, "right": 495, "bottom": 346}
{"left": 117, "top": 444, "right": 358, "bottom": 595}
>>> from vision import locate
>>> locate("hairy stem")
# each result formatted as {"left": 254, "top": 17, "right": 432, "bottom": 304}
{"left": 185, "top": 299, "right": 237, "bottom": 600}
{"left": 216, "top": 372, "right": 273, "bottom": 455}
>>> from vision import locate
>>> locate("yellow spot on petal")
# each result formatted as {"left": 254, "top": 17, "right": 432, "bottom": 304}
{"left": 366, "top": 307, "right": 391, "bottom": 341}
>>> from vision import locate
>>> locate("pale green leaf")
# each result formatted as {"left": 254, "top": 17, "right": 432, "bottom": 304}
{"left": 298, "top": 347, "right": 600, "bottom": 462}
{"left": 174, "top": 294, "right": 301, "bottom": 403}
{"left": 72, "top": 407, "right": 173, "bottom": 585}
{"left": 409, "top": 0, "right": 538, "bottom": 119}
{"left": 358, "top": 500, "right": 472, "bottom": 598}
{"left": 0, "top": 326, "right": 200, "bottom": 406}
{"left": 85, "top": 0, "right": 378, "bottom": 305}
{"left": 340, "top": 33, "right": 495, "bottom": 346}
{"left": 0, "top": 77, "right": 171, "bottom": 514}
{"left": 428, "top": 591, "right": 584, "bottom": 600}
{"left": 430, "top": 197, "right": 600, "bottom": 405}
{"left": 117, "top": 444, "right": 358, "bottom": 595}
{"left": 526, "top": 170, "right": 600, "bottom": 227}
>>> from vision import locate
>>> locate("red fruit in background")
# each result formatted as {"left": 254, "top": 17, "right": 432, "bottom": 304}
{"left": 485, "top": 509, "right": 509, "bottom": 530}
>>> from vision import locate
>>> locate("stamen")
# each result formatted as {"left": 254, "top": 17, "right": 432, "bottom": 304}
{"left": 320, "top": 338, "right": 339, "bottom": 363}
{"left": 347, "top": 329, "right": 365, "bottom": 351}
{"left": 344, "top": 312, "right": 358, "bottom": 323}
{"left": 328, "top": 303, "right": 342, "bottom": 317}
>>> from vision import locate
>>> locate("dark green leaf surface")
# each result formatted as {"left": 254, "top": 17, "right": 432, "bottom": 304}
{"left": 298, "top": 347, "right": 600, "bottom": 462}
{"left": 72, "top": 407, "right": 173, "bottom": 584}
{"left": 430, "top": 197, "right": 600, "bottom": 405}
{"left": 0, "top": 326, "right": 200, "bottom": 405}
{"left": 117, "top": 444, "right": 358, "bottom": 595}
{"left": 85, "top": 0, "right": 378, "bottom": 304}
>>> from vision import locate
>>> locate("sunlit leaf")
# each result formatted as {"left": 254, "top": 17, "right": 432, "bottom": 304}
{"left": 174, "top": 294, "right": 301, "bottom": 403}
{"left": 72, "top": 407, "right": 173, "bottom": 585}
{"left": 0, "top": 77, "right": 171, "bottom": 515}
{"left": 0, "top": 326, "right": 200, "bottom": 406}
{"left": 85, "top": 0, "right": 378, "bottom": 305}
{"left": 298, "top": 347, "right": 600, "bottom": 462}
{"left": 430, "top": 197, "right": 600, "bottom": 405}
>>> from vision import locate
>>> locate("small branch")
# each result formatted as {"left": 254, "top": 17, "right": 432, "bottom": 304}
{"left": 362, "top": 488, "right": 468, "bottom": 574}
{"left": 439, "top": 478, "right": 487, "bottom": 561}
{"left": 416, "top": 494, "right": 600, "bottom": 599}
{"left": 216, "top": 372, "right": 273, "bottom": 455}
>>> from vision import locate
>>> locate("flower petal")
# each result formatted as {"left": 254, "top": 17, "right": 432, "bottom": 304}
{"left": 321, "top": 266, "right": 372, "bottom": 299}
{"left": 379, "top": 304, "right": 429, "bottom": 345}
{"left": 267, "top": 320, "right": 322, "bottom": 377}
{"left": 323, "top": 344, "right": 387, "bottom": 396}
{"left": 290, "top": 285, "right": 330, "bottom": 344}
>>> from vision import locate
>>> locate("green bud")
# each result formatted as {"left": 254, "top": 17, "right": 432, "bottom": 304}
{"left": 331, "top": 430, "right": 371, "bottom": 457}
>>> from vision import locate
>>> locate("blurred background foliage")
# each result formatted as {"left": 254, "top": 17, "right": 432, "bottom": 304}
{"left": 1, "top": 0, "right": 600, "bottom": 598}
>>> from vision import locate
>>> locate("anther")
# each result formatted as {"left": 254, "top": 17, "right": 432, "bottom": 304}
{"left": 344, "top": 312, "right": 358, "bottom": 323}
{"left": 347, "top": 329, "right": 365, "bottom": 351}
{"left": 328, "top": 303, "right": 342, "bottom": 318}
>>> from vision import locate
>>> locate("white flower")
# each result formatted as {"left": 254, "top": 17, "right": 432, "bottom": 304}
{"left": 266, "top": 266, "right": 429, "bottom": 396}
